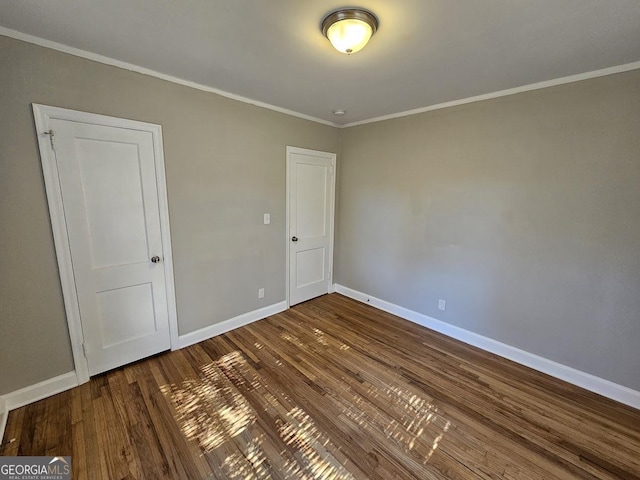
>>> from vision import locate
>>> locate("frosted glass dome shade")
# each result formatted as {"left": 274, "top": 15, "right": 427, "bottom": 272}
{"left": 321, "top": 9, "right": 378, "bottom": 55}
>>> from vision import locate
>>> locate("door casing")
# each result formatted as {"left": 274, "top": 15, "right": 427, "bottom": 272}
{"left": 285, "top": 146, "right": 337, "bottom": 307}
{"left": 33, "top": 104, "right": 179, "bottom": 385}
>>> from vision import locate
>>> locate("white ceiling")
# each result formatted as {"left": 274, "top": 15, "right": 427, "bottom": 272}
{"left": 1, "top": 0, "right": 639, "bottom": 125}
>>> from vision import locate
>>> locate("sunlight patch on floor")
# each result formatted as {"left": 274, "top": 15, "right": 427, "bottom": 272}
{"left": 277, "top": 407, "right": 354, "bottom": 479}
{"left": 162, "top": 350, "right": 355, "bottom": 478}
{"left": 160, "top": 352, "right": 256, "bottom": 452}
{"left": 221, "top": 436, "right": 270, "bottom": 479}
{"left": 334, "top": 382, "right": 452, "bottom": 464}
{"left": 276, "top": 325, "right": 452, "bottom": 465}
{"left": 161, "top": 318, "right": 453, "bottom": 476}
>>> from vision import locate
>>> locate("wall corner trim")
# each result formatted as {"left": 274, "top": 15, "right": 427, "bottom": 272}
{"left": 175, "top": 301, "right": 288, "bottom": 350}
{"left": 333, "top": 284, "right": 640, "bottom": 410}
{"left": 2, "top": 372, "right": 79, "bottom": 413}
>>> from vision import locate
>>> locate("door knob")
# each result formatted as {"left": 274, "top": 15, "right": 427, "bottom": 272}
{"left": 291, "top": 236, "right": 298, "bottom": 242}
{"left": 151, "top": 256, "right": 161, "bottom": 263}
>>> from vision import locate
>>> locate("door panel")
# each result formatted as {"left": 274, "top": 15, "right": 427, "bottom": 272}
{"left": 96, "top": 283, "right": 157, "bottom": 348}
{"left": 296, "top": 163, "right": 328, "bottom": 238}
{"left": 288, "top": 148, "right": 336, "bottom": 306}
{"left": 76, "top": 139, "right": 150, "bottom": 268}
{"left": 52, "top": 118, "right": 170, "bottom": 375}
{"left": 296, "top": 248, "right": 326, "bottom": 287}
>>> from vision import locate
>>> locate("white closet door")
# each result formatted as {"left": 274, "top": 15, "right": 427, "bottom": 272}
{"left": 287, "top": 147, "right": 336, "bottom": 306}
{"left": 52, "top": 118, "right": 170, "bottom": 375}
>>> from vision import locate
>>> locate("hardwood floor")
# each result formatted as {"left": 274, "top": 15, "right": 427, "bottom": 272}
{"left": 2, "top": 293, "right": 640, "bottom": 479}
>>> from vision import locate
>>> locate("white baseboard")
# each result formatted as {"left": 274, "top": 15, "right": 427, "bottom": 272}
{"left": 2, "top": 372, "right": 78, "bottom": 413}
{"left": 0, "top": 302, "right": 288, "bottom": 414}
{"left": 175, "top": 301, "right": 288, "bottom": 350}
{"left": 0, "top": 397, "right": 7, "bottom": 443}
{"left": 333, "top": 284, "right": 640, "bottom": 410}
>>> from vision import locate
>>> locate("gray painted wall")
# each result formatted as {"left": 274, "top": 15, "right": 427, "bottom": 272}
{"left": 0, "top": 36, "right": 339, "bottom": 394}
{"left": 2, "top": 33, "right": 639, "bottom": 397}
{"left": 336, "top": 70, "right": 640, "bottom": 391}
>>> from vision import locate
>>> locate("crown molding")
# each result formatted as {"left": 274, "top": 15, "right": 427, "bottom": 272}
{"left": 0, "top": 27, "right": 340, "bottom": 128}
{"left": 2, "top": 27, "right": 639, "bottom": 130}
{"left": 341, "top": 61, "right": 640, "bottom": 128}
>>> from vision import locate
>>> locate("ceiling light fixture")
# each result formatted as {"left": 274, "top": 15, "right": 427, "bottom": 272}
{"left": 321, "top": 8, "right": 379, "bottom": 55}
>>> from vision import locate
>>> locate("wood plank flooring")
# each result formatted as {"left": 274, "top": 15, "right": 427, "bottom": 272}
{"left": 2, "top": 293, "right": 640, "bottom": 479}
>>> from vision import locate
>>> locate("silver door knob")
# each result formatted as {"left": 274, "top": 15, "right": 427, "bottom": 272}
{"left": 151, "top": 256, "right": 161, "bottom": 263}
{"left": 291, "top": 236, "right": 298, "bottom": 242}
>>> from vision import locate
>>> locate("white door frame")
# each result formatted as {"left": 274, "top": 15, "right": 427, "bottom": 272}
{"left": 33, "top": 104, "right": 179, "bottom": 385}
{"left": 285, "top": 146, "right": 336, "bottom": 308}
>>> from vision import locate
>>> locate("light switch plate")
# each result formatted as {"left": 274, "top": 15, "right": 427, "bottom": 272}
{"left": 263, "top": 213, "right": 270, "bottom": 224}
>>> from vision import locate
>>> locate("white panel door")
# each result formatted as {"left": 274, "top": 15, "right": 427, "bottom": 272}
{"left": 287, "top": 147, "right": 336, "bottom": 306}
{"left": 52, "top": 118, "right": 171, "bottom": 375}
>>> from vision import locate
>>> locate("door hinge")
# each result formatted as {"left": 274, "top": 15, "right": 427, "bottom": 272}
{"left": 329, "top": 165, "right": 334, "bottom": 176}
{"left": 82, "top": 343, "right": 88, "bottom": 358}
{"left": 43, "top": 129, "right": 55, "bottom": 150}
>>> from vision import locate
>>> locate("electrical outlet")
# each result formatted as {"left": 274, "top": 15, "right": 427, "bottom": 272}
{"left": 263, "top": 213, "right": 270, "bottom": 224}
{"left": 258, "top": 288, "right": 265, "bottom": 299}
{"left": 438, "top": 299, "right": 446, "bottom": 311}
